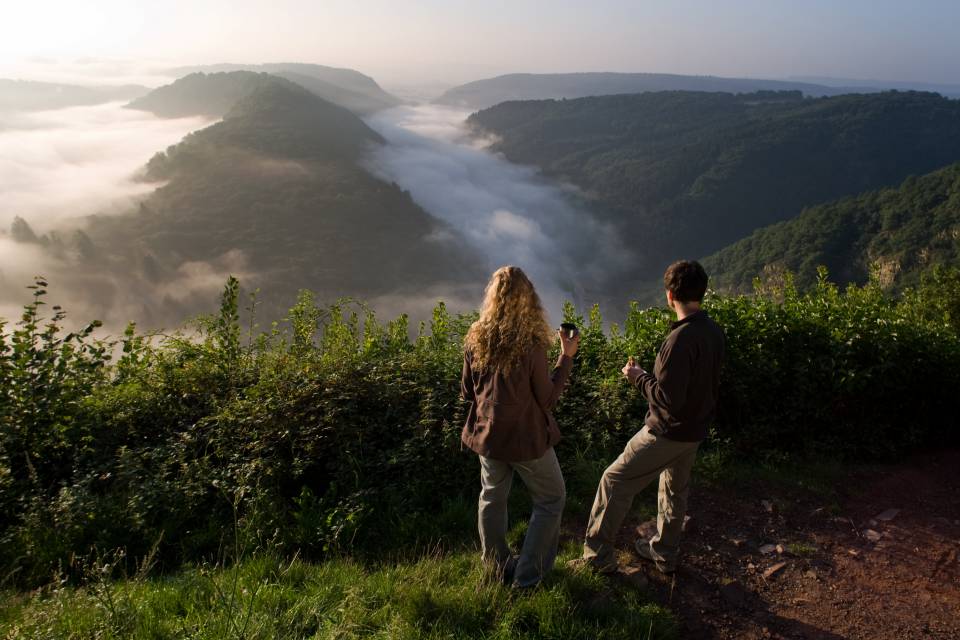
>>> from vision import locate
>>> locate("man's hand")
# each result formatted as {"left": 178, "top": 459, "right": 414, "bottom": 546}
{"left": 622, "top": 357, "right": 645, "bottom": 384}
{"left": 559, "top": 329, "right": 580, "bottom": 357}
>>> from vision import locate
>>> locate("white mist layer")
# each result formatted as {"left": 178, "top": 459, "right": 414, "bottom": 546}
{"left": 363, "top": 105, "right": 627, "bottom": 322}
{"left": 0, "top": 102, "right": 210, "bottom": 231}
{"left": 0, "top": 102, "right": 216, "bottom": 330}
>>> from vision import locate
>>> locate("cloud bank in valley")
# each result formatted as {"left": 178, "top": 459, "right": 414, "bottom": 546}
{"left": 0, "top": 102, "right": 215, "bottom": 329}
{"left": 363, "top": 105, "right": 628, "bottom": 322}
{"left": 0, "top": 96, "right": 628, "bottom": 333}
{"left": 1, "top": 102, "right": 209, "bottom": 230}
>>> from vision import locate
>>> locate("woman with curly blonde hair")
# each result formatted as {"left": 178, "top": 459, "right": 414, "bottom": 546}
{"left": 461, "top": 266, "right": 579, "bottom": 588}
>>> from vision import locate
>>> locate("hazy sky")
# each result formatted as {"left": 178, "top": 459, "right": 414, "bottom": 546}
{"left": 1, "top": 0, "right": 958, "bottom": 86}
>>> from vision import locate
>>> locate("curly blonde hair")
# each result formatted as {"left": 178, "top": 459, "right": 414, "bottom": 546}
{"left": 464, "top": 266, "right": 553, "bottom": 374}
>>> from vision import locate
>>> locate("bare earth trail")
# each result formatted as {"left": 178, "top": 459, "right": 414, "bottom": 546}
{"left": 568, "top": 450, "right": 960, "bottom": 639}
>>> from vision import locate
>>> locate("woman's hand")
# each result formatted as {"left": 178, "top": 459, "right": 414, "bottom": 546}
{"left": 559, "top": 329, "right": 580, "bottom": 358}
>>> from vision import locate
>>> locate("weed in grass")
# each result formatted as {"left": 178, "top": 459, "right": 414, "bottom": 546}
{"left": 787, "top": 542, "right": 818, "bottom": 557}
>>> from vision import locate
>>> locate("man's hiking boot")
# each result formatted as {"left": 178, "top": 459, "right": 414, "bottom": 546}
{"left": 485, "top": 555, "right": 518, "bottom": 585}
{"left": 634, "top": 538, "right": 676, "bottom": 574}
{"left": 565, "top": 556, "right": 619, "bottom": 575}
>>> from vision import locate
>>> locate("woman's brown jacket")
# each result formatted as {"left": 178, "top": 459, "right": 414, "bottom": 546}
{"left": 460, "top": 346, "right": 572, "bottom": 462}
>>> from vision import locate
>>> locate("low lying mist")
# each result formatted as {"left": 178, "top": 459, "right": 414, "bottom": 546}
{"left": 0, "top": 102, "right": 219, "bottom": 331}
{"left": 1, "top": 95, "right": 630, "bottom": 337}
{"left": 1, "top": 102, "right": 209, "bottom": 230}
{"left": 363, "top": 105, "right": 629, "bottom": 323}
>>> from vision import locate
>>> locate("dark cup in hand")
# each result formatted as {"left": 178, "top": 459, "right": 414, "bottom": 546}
{"left": 560, "top": 322, "right": 579, "bottom": 340}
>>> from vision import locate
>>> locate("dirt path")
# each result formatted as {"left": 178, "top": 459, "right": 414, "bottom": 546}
{"left": 577, "top": 450, "right": 960, "bottom": 639}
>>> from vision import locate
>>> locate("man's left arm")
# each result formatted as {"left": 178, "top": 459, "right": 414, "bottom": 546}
{"left": 628, "top": 340, "right": 693, "bottom": 414}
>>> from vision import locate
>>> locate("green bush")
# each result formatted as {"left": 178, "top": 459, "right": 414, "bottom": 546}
{"left": 1, "top": 269, "right": 958, "bottom": 587}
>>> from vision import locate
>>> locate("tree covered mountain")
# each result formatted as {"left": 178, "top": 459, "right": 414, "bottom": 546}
{"left": 789, "top": 75, "right": 960, "bottom": 98}
{"left": 703, "top": 163, "right": 960, "bottom": 292}
{"left": 68, "top": 79, "right": 480, "bottom": 324}
{"left": 0, "top": 78, "right": 148, "bottom": 112}
{"left": 436, "top": 72, "right": 871, "bottom": 109}
{"left": 166, "top": 62, "right": 400, "bottom": 112}
{"left": 126, "top": 71, "right": 284, "bottom": 118}
{"left": 468, "top": 90, "right": 960, "bottom": 284}
{"left": 129, "top": 69, "right": 399, "bottom": 119}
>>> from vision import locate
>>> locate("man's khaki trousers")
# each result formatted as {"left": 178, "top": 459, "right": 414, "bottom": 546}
{"left": 582, "top": 425, "right": 699, "bottom": 570}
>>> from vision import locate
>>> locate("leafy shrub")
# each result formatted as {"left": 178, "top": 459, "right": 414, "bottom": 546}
{"left": 1, "top": 269, "right": 958, "bottom": 587}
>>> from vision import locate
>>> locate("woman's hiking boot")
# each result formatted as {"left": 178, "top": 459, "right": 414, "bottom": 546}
{"left": 634, "top": 538, "right": 676, "bottom": 574}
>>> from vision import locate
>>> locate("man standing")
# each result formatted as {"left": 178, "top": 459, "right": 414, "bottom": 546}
{"left": 572, "top": 260, "right": 724, "bottom": 574}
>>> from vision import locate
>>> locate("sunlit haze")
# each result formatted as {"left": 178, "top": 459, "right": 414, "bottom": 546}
{"left": 2, "top": 0, "right": 959, "bottom": 87}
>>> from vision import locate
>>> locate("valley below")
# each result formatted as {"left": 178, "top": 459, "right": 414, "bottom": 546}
{"left": 2, "top": 56, "right": 959, "bottom": 640}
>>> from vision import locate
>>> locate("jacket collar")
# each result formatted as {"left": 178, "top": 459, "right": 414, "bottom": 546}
{"left": 670, "top": 309, "right": 706, "bottom": 331}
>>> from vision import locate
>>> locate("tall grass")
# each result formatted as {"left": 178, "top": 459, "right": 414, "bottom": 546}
{"left": 0, "top": 548, "right": 676, "bottom": 640}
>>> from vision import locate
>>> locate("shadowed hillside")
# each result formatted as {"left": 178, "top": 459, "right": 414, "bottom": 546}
{"left": 704, "top": 163, "right": 960, "bottom": 292}
{"left": 469, "top": 90, "right": 960, "bottom": 294}
{"left": 73, "top": 80, "right": 482, "bottom": 323}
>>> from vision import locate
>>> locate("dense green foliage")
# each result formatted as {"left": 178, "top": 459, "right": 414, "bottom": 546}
{"left": 704, "top": 163, "right": 960, "bottom": 292}
{"left": 84, "top": 80, "right": 481, "bottom": 324}
{"left": 1, "top": 269, "right": 958, "bottom": 589}
{"left": 469, "top": 90, "right": 960, "bottom": 291}
{"left": 0, "top": 551, "right": 676, "bottom": 639}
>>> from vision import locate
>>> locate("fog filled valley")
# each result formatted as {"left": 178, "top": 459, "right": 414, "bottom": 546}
{"left": 1, "top": 65, "right": 644, "bottom": 330}
{"left": 3, "top": 47, "right": 960, "bottom": 639}
{"left": 3, "top": 61, "right": 960, "bottom": 335}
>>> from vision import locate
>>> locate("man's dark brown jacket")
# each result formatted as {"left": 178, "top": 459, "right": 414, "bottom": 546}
{"left": 634, "top": 310, "right": 724, "bottom": 442}
{"left": 461, "top": 346, "right": 573, "bottom": 462}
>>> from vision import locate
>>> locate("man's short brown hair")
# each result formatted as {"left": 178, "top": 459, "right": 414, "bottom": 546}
{"left": 664, "top": 260, "right": 709, "bottom": 303}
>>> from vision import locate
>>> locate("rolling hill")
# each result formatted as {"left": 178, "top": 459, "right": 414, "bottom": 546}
{"left": 128, "top": 69, "right": 399, "bottom": 119}
{"left": 468, "top": 90, "right": 960, "bottom": 289}
{"left": 74, "top": 78, "right": 480, "bottom": 324}
{"left": 167, "top": 62, "right": 400, "bottom": 112}
{"left": 703, "top": 163, "right": 960, "bottom": 292}
{"left": 436, "top": 72, "right": 870, "bottom": 109}
{"left": 126, "top": 71, "right": 284, "bottom": 118}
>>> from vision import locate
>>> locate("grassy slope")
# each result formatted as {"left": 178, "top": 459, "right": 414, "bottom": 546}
{"left": 0, "top": 446, "right": 851, "bottom": 640}
{"left": 0, "top": 552, "right": 676, "bottom": 640}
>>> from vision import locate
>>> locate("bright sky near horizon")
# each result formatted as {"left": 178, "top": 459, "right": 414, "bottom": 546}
{"left": 1, "top": 0, "right": 957, "bottom": 87}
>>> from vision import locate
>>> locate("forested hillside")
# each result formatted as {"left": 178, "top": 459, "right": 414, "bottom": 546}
{"left": 469, "top": 90, "right": 960, "bottom": 289}
{"left": 165, "top": 62, "right": 400, "bottom": 112}
{"left": 85, "top": 80, "right": 481, "bottom": 321}
{"left": 435, "top": 72, "right": 864, "bottom": 109}
{"left": 704, "top": 163, "right": 960, "bottom": 292}
{"left": 127, "top": 69, "right": 398, "bottom": 118}
{"left": 126, "top": 71, "right": 285, "bottom": 118}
